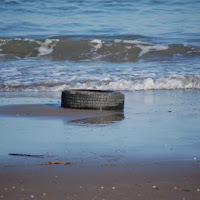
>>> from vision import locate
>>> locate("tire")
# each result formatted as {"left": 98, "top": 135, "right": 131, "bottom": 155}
{"left": 61, "top": 90, "right": 125, "bottom": 110}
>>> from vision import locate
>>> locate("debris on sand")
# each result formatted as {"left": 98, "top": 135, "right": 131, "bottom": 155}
{"left": 39, "top": 161, "right": 71, "bottom": 165}
{"left": 9, "top": 153, "right": 44, "bottom": 158}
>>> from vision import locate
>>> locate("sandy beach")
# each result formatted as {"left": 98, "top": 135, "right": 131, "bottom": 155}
{"left": 1, "top": 161, "right": 200, "bottom": 200}
{"left": 1, "top": 0, "right": 200, "bottom": 199}
{"left": 0, "top": 90, "right": 200, "bottom": 200}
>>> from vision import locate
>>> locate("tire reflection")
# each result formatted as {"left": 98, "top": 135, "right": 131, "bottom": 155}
{"left": 69, "top": 113, "right": 124, "bottom": 126}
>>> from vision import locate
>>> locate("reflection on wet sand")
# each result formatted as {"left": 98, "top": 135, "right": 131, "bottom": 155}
{"left": 0, "top": 104, "right": 124, "bottom": 126}
{"left": 69, "top": 113, "right": 124, "bottom": 126}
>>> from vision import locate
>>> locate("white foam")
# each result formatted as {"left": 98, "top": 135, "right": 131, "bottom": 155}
{"left": 90, "top": 40, "right": 103, "bottom": 52}
{"left": 119, "top": 39, "right": 169, "bottom": 57}
{"left": 123, "top": 40, "right": 147, "bottom": 45}
{"left": 24, "top": 38, "right": 36, "bottom": 42}
{"left": 126, "top": 46, "right": 132, "bottom": 49}
{"left": 0, "top": 40, "right": 7, "bottom": 47}
{"left": 114, "top": 39, "right": 121, "bottom": 43}
{"left": 0, "top": 39, "right": 9, "bottom": 52}
{"left": 136, "top": 44, "right": 169, "bottom": 57}
{"left": 66, "top": 76, "right": 200, "bottom": 91}
{"left": 38, "top": 39, "right": 59, "bottom": 56}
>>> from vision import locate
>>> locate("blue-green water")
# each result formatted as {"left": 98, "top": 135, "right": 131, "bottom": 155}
{"left": 0, "top": 0, "right": 200, "bottom": 91}
{"left": 1, "top": 0, "right": 200, "bottom": 40}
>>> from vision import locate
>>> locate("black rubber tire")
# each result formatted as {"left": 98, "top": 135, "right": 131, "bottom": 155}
{"left": 61, "top": 90, "right": 124, "bottom": 110}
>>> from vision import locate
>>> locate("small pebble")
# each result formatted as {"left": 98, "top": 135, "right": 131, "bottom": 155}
{"left": 152, "top": 186, "right": 160, "bottom": 191}
{"left": 174, "top": 186, "right": 178, "bottom": 190}
{"left": 12, "top": 186, "right": 15, "bottom": 189}
{"left": 43, "top": 193, "right": 46, "bottom": 196}
{"left": 194, "top": 157, "right": 197, "bottom": 160}
{"left": 0, "top": 195, "right": 4, "bottom": 198}
{"left": 21, "top": 188, "right": 24, "bottom": 191}
{"left": 112, "top": 187, "right": 115, "bottom": 190}
{"left": 80, "top": 186, "right": 82, "bottom": 189}
{"left": 197, "top": 189, "right": 200, "bottom": 192}
{"left": 30, "top": 195, "right": 34, "bottom": 198}
{"left": 4, "top": 188, "right": 7, "bottom": 191}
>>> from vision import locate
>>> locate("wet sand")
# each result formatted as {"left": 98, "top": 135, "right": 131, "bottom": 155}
{"left": 0, "top": 91, "right": 200, "bottom": 199}
{"left": 0, "top": 104, "right": 123, "bottom": 122}
{"left": 1, "top": 161, "right": 200, "bottom": 200}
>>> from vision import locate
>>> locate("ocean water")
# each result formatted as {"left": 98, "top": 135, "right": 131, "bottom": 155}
{"left": 0, "top": 0, "right": 200, "bottom": 92}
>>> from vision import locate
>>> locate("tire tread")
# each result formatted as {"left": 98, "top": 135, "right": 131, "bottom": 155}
{"left": 61, "top": 90, "right": 124, "bottom": 110}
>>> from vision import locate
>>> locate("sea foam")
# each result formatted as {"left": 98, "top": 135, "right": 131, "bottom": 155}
{"left": 1, "top": 76, "right": 200, "bottom": 92}
{"left": 90, "top": 40, "right": 103, "bottom": 52}
{"left": 38, "top": 39, "right": 59, "bottom": 56}
{"left": 122, "top": 40, "right": 169, "bottom": 57}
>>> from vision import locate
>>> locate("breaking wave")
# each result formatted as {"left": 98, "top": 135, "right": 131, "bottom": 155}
{"left": 1, "top": 76, "right": 200, "bottom": 92}
{"left": 0, "top": 37, "right": 200, "bottom": 62}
